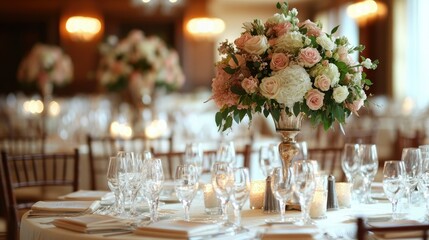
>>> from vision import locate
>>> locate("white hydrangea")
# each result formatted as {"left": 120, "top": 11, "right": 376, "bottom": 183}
{"left": 274, "top": 65, "right": 313, "bottom": 108}
{"left": 316, "top": 35, "right": 335, "bottom": 51}
{"left": 266, "top": 13, "right": 287, "bottom": 25}
{"left": 274, "top": 31, "right": 304, "bottom": 54}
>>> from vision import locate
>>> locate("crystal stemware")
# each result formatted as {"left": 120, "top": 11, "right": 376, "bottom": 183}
{"left": 259, "top": 144, "right": 281, "bottom": 178}
{"left": 401, "top": 147, "right": 422, "bottom": 207}
{"left": 293, "top": 160, "right": 316, "bottom": 225}
{"left": 211, "top": 161, "right": 233, "bottom": 226}
{"left": 184, "top": 142, "right": 204, "bottom": 176}
{"left": 358, "top": 144, "right": 378, "bottom": 204}
{"left": 268, "top": 167, "right": 294, "bottom": 223}
{"left": 229, "top": 167, "right": 250, "bottom": 231}
{"left": 383, "top": 161, "right": 406, "bottom": 220}
{"left": 116, "top": 151, "right": 135, "bottom": 217}
{"left": 174, "top": 164, "right": 199, "bottom": 221}
{"left": 141, "top": 157, "right": 164, "bottom": 222}
{"left": 341, "top": 143, "right": 361, "bottom": 183}
{"left": 216, "top": 141, "right": 236, "bottom": 166}
{"left": 106, "top": 156, "right": 120, "bottom": 215}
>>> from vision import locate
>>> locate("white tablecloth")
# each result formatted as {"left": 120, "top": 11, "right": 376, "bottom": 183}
{"left": 19, "top": 190, "right": 423, "bottom": 240}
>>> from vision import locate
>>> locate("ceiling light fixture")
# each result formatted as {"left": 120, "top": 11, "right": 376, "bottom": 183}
{"left": 65, "top": 16, "right": 101, "bottom": 41}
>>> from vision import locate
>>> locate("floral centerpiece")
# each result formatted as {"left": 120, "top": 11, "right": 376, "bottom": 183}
{"left": 211, "top": 2, "right": 378, "bottom": 133}
{"left": 17, "top": 43, "right": 73, "bottom": 98}
{"left": 96, "top": 30, "right": 185, "bottom": 106}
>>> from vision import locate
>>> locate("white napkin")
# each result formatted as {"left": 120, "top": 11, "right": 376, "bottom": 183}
{"left": 59, "top": 190, "right": 110, "bottom": 201}
{"left": 30, "top": 201, "right": 100, "bottom": 214}
{"left": 260, "top": 225, "right": 320, "bottom": 240}
{"left": 134, "top": 220, "right": 219, "bottom": 239}
{"left": 53, "top": 214, "right": 132, "bottom": 233}
{"left": 368, "top": 220, "right": 425, "bottom": 239}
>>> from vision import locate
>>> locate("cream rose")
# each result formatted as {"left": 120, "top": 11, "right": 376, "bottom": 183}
{"left": 270, "top": 53, "right": 289, "bottom": 71}
{"left": 241, "top": 76, "right": 259, "bottom": 94}
{"left": 314, "top": 74, "right": 331, "bottom": 91}
{"left": 243, "top": 35, "right": 269, "bottom": 55}
{"left": 333, "top": 86, "right": 349, "bottom": 103}
{"left": 234, "top": 33, "right": 252, "bottom": 49}
{"left": 260, "top": 76, "right": 280, "bottom": 99}
{"left": 298, "top": 47, "right": 321, "bottom": 67}
{"left": 316, "top": 35, "right": 335, "bottom": 51}
{"left": 306, "top": 89, "right": 325, "bottom": 110}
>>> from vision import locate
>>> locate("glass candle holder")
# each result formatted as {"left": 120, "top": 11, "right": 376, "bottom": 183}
{"left": 335, "top": 182, "right": 352, "bottom": 208}
{"left": 203, "top": 183, "right": 221, "bottom": 215}
{"left": 249, "top": 180, "right": 265, "bottom": 210}
{"left": 310, "top": 174, "right": 328, "bottom": 219}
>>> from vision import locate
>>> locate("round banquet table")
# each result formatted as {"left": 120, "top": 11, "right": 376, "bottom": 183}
{"left": 19, "top": 186, "right": 420, "bottom": 240}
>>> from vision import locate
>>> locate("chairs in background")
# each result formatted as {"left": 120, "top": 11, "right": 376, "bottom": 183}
{"left": 308, "top": 147, "right": 345, "bottom": 182}
{"left": 0, "top": 134, "right": 46, "bottom": 156}
{"left": 0, "top": 149, "right": 79, "bottom": 240}
{"left": 86, "top": 134, "right": 173, "bottom": 190}
{"left": 356, "top": 217, "right": 429, "bottom": 240}
{"left": 395, "top": 128, "right": 426, "bottom": 159}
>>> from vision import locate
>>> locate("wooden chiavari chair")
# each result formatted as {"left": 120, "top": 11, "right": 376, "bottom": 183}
{"left": 356, "top": 217, "right": 429, "bottom": 240}
{"left": 308, "top": 147, "right": 345, "bottom": 182}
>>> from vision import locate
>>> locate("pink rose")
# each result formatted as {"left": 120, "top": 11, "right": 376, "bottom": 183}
{"left": 346, "top": 99, "right": 364, "bottom": 116}
{"left": 306, "top": 89, "right": 325, "bottom": 110}
{"left": 272, "top": 22, "right": 292, "bottom": 36}
{"left": 299, "top": 19, "right": 321, "bottom": 37}
{"left": 228, "top": 54, "right": 246, "bottom": 69}
{"left": 298, "top": 47, "right": 321, "bottom": 67}
{"left": 337, "top": 46, "right": 349, "bottom": 63}
{"left": 241, "top": 76, "right": 259, "bottom": 94}
{"left": 314, "top": 74, "right": 331, "bottom": 91}
{"left": 270, "top": 53, "right": 289, "bottom": 71}
{"left": 234, "top": 33, "right": 252, "bottom": 49}
{"left": 260, "top": 76, "right": 280, "bottom": 99}
{"left": 243, "top": 35, "right": 269, "bottom": 55}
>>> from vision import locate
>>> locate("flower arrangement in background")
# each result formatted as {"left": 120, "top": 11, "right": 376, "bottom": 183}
{"left": 211, "top": 2, "right": 378, "bottom": 132}
{"left": 96, "top": 30, "right": 185, "bottom": 95}
{"left": 17, "top": 43, "right": 73, "bottom": 97}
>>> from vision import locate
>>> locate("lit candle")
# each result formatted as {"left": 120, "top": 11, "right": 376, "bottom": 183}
{"left": 310, "top": 190, "right": 327, "bottom": 219}
{"left": 203, "top": 184, "right": 220, "bottom": 215}
{"left": 335, "top": 182, "right": 352, "bottom": 208}
{"left": 249, "top": 180, "right": 265, "bottom": 210}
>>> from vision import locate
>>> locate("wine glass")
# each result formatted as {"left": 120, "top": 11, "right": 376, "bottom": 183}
{"left": 116, "top": 151, "right": 135, "bottom": 217}
{"left": 141, "top": 157, "right": 164, "bottom": 222}
{"left": 268, "top": 167, "right": 294, "bottom": 223}
{"left": 229, "top": 167, "right": 250, "bottom": 231}
{"left": 211, "top": 161, "right": 233, "bottom": 226}
{"left": 401, "top": 148, "right": 422, "bottom": 207}
{"left": 293, "top": 160, "right": 316, "bottom": 225}
{"left": 418, "top": 172, "right": 429, "bottom": 219}
{"left": 216, "top": 141, "right": 236, "bottom": 166}
{"left": 259, "top": 144, "right": 280, "bottom": 178}
{"left": 184, "top": 142, "right": 204, "bottom": 176}
{"left": 419, "top": 145, "right": 429, "bottom": 172}
{"left": 341, "top": 143, "right": 361, "bottom": 183}
{"left": 383, "top": 161, "right": 406, "bottom": 220}
{"left": 174, "top": 164, "right": 199, "bottom": 221}
{"left": 293, "top": 141, "right": 308, "bottom": 161}
{"left": 358, "top": 144, "right": 378, "bottom": 204}
{"left": 106, "top": 156, "right": 120, "bottom": 215}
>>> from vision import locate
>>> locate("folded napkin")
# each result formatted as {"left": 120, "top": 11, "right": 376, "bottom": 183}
{"left": 369, "top": 220, "right": 425, "bottom": 239}
{"left": 134, "top": 220, "right": 219, "bottom": 239}
{"left": 59, "top": 190, "right": 110, "bottom": 201}
{"left": 260, "top": 225, "right": 320, "bottom": 240}
{"left": 29, "top": 201, "right": 100, "bottom": 217}
{"left": 53, "top": 214, "right": 132, "bottom": 234}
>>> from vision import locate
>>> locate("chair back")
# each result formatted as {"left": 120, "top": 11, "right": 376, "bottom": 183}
{"left": 308, "top": 147, "right": 345, "bottom": 182}
{"left": 356, "top": 217, "right": 429, "bottom": 240}
{"left": 1, "top": 149, "right": 79, "bottom": 240}
{"left": 0, "top": 134, "right": 45, "bottom": 156}
{"left": 87, "top": 134, "right": 173, "bottom": 190}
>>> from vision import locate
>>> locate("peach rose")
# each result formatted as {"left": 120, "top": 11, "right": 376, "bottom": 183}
{"left": 298, "top": 47, "right": 321, "bottom": 67}
{"left": 228, "top": 54, "right": 246, "bottom": 69}
{"left": 273, "top": 22, "right": 292, "bottom": 36}
{"left": 260, "top": 76, "right": 280, "bottom": 99}
{"left": 234, "top": 33, "right": 252, "bottom": 49}
{"left": 314, "top": 74, "right": 331, "bottom": 91}
{"left": 306, "top": 89, "right": 324, "bottom": 110}
{"left": 270, "top": 53, "right": 289, "bottom": 71}
{"left": 346, "top": 99, "right": 364, "bottom": 116}
{"left": 241, "top": 76, "right": 259, "bottom": 94}
{"left": 243, "top": 35, "right": 269, "bottom": 55}
{"left": 299, "top": 19, "right": 322, "bottom": 37}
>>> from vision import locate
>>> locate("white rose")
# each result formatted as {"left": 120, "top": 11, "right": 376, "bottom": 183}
{"left": 274, "top": 31, "right": 304, "bottom": 54}
{"left": 243, "top": 35, "right": 269, "bottom": 55}
{"left": 274, "top": 65, "right": 313, "bottom": 108}
{"left": 362, "top": 58, "right": 373, "bottom": 69}
{"left": 310, "top": 63, "right": 340, "bottom": 86}
{"left": 266, "top": 13, "right": 287, "bottom": 25}
{"left": 333, "top": 86, "right": 349, "bottom": 103}
{"left": 316, "top": 34, "right": 335, "bottom": 51}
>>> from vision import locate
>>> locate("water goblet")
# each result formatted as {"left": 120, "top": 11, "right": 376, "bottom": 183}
{"left": 259, "top": 144, "right": 281, "bottom": 178}
{"left": 293, "top": 160, "right": 316, "bottom": 225}
{"left": 341, "top": 143, "right": 361, "bottom": 183}
{"left": 419, "top": 145, "right": 429, "bottom": 173}
{"left": 216, "top": 141, "right": 236, "bottom": 166}
{"left": 106, "top": 156, "right": 120, "bottom": 215}
{"left": 184, "top": 142, "right": 204, "bottom": 176}
{"left": 383, "top": 161, "right": 406, "bottom": 220}
{"left": 401, "top": 148, "right": 422, "bottom": 206}
{"left": 358, "top": 144, "right": 378, "bottom": 204}
{"left": 141, "top": 157, "right": 164, "bottom": 222}
{"left": 174, "top": 164, "right": 199, "bottom": 221}
{"left": 418, "top": 172, "right": 429, "bottom": 219}
{"left": 116, "top": 151, "right": 135, "bottom": 217}
{"left": 230, "top": 167, "right": 250, "bottom": 232}
{"left": 267, "top": 167, "right": 294, "bottom": 224}
{"left": 211, "top": 161, "right": 233, "bottom": 226}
